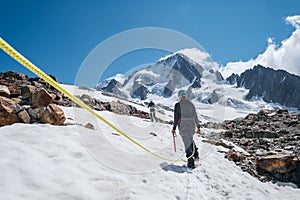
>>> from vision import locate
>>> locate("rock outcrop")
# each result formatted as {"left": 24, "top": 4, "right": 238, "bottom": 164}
{"left": 0, "top": 71, "right": 68, "bottom": 127}
{"left": 203, "top": 109, "right": 300, "bottom": 187}
{"left": 76, "top": 94, "right": 172, "bottom": 124}
{"left": 0, "top": 71, "right": 168, "bottom": 127}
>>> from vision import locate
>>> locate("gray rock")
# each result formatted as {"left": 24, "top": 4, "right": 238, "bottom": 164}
{"left": 237, "top": 65, "right": 300, "bottom": 109}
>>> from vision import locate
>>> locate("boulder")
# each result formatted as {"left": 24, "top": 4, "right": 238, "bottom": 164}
{"left": 48, "top": 104, "right": 66, "bottom": 125}
{"left": 0, "top": 96, "right": 21, "bottom": 126}
{"left": 256, "top": 154, "right": 297, "bottom": 173}
{"left": 226, "top": 149, "right": 245, "bottom": 162}
{"left": 0, "top": 97, "right": 16, "bottom": 113}
{"left": 7, "top": 85, "right": 21, "bottom": 97}
{"left": 53, "top": 93, "right": 63, "bottom": 105}
{"left": 79, "top": 94, "right": 96, "bottom": 107}
{"left": 21, "top": 85, "right": 35, "bottom": 99}
{"left": 11, "top": 98, "right": 22, "bottom": 104}
{"left": 0, "top": 85, "right": 10, "bottom": 97}
{"left": 84, "top": 123, "right": 95, "bottom": 130}
{"left": 40, "top": 104, "right": 66, "bottom": 125}
{"left": 27, "top": 107, "right": 44, "bottom": 122}
{"left": 18, "top": 110, "right": 31, "bottom": 123}
{"left": 30, "top": 88, "right": 53, "bottom": 108}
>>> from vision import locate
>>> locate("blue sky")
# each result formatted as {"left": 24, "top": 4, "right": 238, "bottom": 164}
{"left": 1, "top": 0, "right": 300, "bottom": 86}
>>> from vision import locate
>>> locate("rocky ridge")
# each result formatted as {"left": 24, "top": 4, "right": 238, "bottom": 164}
{"left": 0, "top": 71, "right": 70, "bottom": 126}
{"left": 227, "top": 65, "right": 300, "bottom": 109}
{"left": 203, "top": 109, "right": 300, "bottom": 187}
{"left": 0, "top": 71, "right": 169, "bottom": 127}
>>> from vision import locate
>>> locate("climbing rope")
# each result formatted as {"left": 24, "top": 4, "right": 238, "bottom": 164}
{"left": 0, "top": 37, "right": 196, "bottom": 162}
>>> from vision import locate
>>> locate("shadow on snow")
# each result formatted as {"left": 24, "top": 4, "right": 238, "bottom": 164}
{"left": 160, "top": 162, "right": 192, "bottom": 173}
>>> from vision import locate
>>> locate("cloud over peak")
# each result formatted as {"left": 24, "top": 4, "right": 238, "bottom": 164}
{"left": 220, "top": 15, "right": 300, "bottom": 78}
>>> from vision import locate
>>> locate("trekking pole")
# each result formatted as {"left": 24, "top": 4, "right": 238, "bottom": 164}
{"left": 172, "top": 132, "right": 176, "bottom": 152}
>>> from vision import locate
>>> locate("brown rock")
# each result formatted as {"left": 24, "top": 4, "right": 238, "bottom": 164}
{"left": 0, "top": 96, "right": 16, "bottom": 113}
{"left": 84, "top": 123, "right": 95, "bottom": 130}
{"left": 227, "top": 149, "right": 245, "bottom": 162}
{"left": 11, "top": 98, "right": 22, "bottom": 104}
{"left": 39, "top": 109, "right": 53, "bottom": 124}
{"left": 30, "top": 88, "right": 53, "bottom": 108}
{"left": 0, "top": 85, "right": 10, "bottom": 97}
{"left": 53, "top": 93, "right": 63, "bottom": 104}
{"left": 48, "top": 104, "right": 66, "bottom": 125}
{"left": 8, "top": 85, "right": 21, "bottom": 97}
{"left": 21, "top": 85, "right": 35, "bottom": 99}
{"left": 18, "top": 110, "right": 31, "bottom": 123}
{"left": 40, "top": 104, "right": 66, "bottom": 125}
{"left": 256, "top": 154, "right": 297, "bottom": 173}
{"left": 0, "top": 96, "right": 21, "bottom": 126}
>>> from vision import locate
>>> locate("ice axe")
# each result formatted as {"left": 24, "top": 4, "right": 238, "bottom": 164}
{"left": 172, "top": 131, "right": 176, "bottom": 152}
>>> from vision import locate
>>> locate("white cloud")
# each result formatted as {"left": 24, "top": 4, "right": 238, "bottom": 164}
{"left": 177, "top": 48, "right": 219, "bottom": 68}
{"left": 220, "top": 15, "right": 300, "bottom": 78}
{"left": 286, "top": 15, "right": 300, "bottom": 28}
{"left": 161, "top": 48, "right": 220, "bottom": 69}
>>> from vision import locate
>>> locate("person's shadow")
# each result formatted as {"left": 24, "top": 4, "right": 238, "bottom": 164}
{"left": 160, "top": 162, "right": 192, "bottom": 173}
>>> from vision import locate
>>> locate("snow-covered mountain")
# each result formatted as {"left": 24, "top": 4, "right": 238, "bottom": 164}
{"left": 97, "top": 48, "right": 300, "bottom": 120}
{"left": 97, "top": 49, "right": 224, "bottom": 101}
{"left": 98, "top": 53, "right": 203, "bottom": 100}
{"left": 235, "top": 65, "right": 300, "bottom": 109}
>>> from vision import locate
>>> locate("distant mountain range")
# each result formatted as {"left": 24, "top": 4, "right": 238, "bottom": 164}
{"left": 227, "top": 65, "right": 300, "bottom": 109}
{"left": 97, "top": 49, "right": 300, "bottom": 110}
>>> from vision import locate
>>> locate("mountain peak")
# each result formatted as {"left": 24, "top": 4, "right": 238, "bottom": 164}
{"left": 159, "top": 48, "right": 219, "bottom": 70}
{"left": 97, "top": 49, "right": 210, "bottom": 100}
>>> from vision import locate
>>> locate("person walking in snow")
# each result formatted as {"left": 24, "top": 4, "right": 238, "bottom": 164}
{"left": 172, "top": 90, "right": 201, "bottom": 169}
{"left": 148, "top": 100, "right": 157, "bottom": 122}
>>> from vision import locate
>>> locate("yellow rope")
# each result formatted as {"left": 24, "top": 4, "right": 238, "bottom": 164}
{"left": 0, "top": 37, "right": 196, "bottom": 163}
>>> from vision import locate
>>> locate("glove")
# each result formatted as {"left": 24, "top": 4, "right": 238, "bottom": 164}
{"left": 171, "top": 129, "right": 177, "bottom": 137}
{"left": 197, "top": 127, "right": 200, "bottom": 135}
{"left": 171, "top": 129, "right": 175, "bottom": 135}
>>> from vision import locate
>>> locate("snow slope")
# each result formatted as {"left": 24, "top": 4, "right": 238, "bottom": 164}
{"left": 1, "top": 85, "right": 300, "bottom": 199}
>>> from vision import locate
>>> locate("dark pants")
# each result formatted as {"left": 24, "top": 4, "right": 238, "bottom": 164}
{"left": 179, "top": 120, "right": 199, "bottom": 165}
{"left": 185, "top": 140, "right": 198, "bottom": 165}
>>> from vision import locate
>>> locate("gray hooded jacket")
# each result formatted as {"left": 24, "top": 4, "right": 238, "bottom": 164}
{"left": 173, "top": 99, "right": 200, "bottom": 131}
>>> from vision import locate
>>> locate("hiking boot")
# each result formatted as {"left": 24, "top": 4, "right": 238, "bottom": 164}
{"left": 194, "top": 155, "right": 199, "bottom": 162}
{"left": 187, "top": 159, "right": 195, "bottom": 169}
{"left": 187, "top": 162, "right": 196, "bottom": 169}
